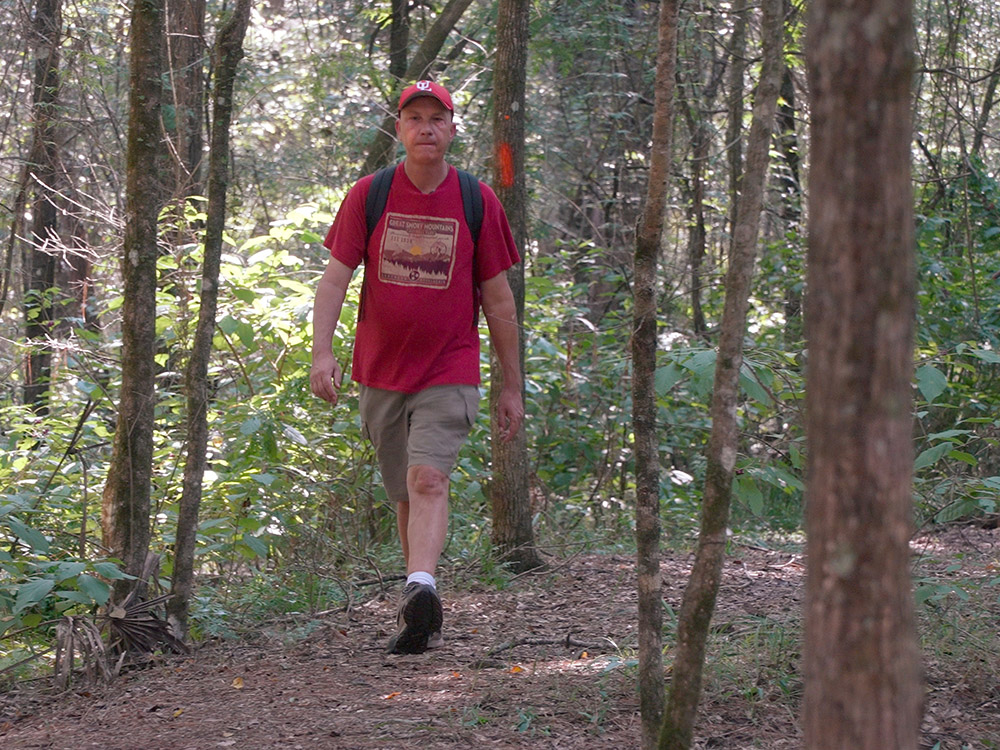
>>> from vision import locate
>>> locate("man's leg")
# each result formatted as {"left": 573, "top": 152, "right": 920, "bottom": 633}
{"left": 403, "top": 464, "right": 449, "bottom": 575}
{"left": 386, "top": 465, "right": 448, "bottom": 654}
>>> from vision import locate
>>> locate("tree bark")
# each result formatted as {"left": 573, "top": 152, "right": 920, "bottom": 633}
{"left": 724, "top": 2, "right": 748, "bottom": 239}
{"left": 803, "top": 0, "right": 924, "bottom": 744}
{"left": 101, "top": 0, "right": 166, "bottom": 601}
{"left": 165, "top": 0, "right": 207, "bottom": 197}
{"left": 359, "top": 0, "right": 475, "bottom": 175}
{"left": 488, "top": 0, "right": 542, "bottom": 574}
{"left": 23, "top": 0, "right": 63, "bottom": 414}
{"left": 632, "top": 0, "right": 679, "bottom": 747}
{"left": 660, "top": 0, "right": 783, "bottom": 746}
{"left": 167, "top": 0, "right": 252, "bottom": 639}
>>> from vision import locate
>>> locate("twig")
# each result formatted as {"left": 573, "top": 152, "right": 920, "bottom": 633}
{"left": 484, "top": 634, "right": 603, "bottom": 657}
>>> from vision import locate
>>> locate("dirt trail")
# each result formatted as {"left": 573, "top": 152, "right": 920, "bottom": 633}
{"left": 2, "top": 528, "right": 997, "bottom": 750}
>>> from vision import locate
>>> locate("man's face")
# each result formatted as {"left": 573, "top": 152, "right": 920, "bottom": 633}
{"left": 395, "top": 97, "right": 457, "bottom": 165}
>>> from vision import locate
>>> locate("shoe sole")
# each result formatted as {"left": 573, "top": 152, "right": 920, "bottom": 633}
{"left": 389, "top": 588, "right": 443, "bottom": 655}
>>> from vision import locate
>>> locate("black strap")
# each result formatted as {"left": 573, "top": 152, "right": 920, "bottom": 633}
{"left": 364, "top": 164, "right": 396, "bottom": 243}
{"left": 457, "top": 168, "right": 484, "bottom": 246}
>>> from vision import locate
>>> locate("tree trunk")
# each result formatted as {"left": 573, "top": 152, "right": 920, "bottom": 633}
{"left": 166, "top": 0, "right": 207, "bottom": 197}
{"left": 659, "top": 0, "right": 783, "bottom": 746}
{"left": 101, "top": 0, "right": 166, "bottom": 601}
{"left": 488, "top": 0, "right": 542, "bottom": 574}
{"left": 632, "top": 0, "right": 679, "bottom": 747}
{"left": 360, "top": 0, "right": 475, "bottom": 175}
{"left": 168, "top": 0, "right": 252, "bottom": 639}
{"left": 23, "top": 0, "right": 63, "bottom": 414}
{"left": 724, "top": 2, "right": 748, "bottom": 239}
{"left": 389, "top": 0, "right": 409, "bottom": 82}
{"left": 803, "top": 0, "right": 924, "bottom": 745}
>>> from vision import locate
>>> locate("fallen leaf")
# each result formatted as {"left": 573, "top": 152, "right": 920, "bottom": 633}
{"left": 173, "top": 708, "right": 184, "bottom": 718}
{"left": 510, "top": 665, "right": 524, "bottom": 673}
{"left": 232, "top": 677, "right": 244, "bottom": 689}
{"left": 383, "top": 691, "right": 401, "bottom": 700}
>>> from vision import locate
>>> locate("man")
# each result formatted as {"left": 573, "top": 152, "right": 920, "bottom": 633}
{"left": 310, "top": 80, "right": 524, "bottom": 655}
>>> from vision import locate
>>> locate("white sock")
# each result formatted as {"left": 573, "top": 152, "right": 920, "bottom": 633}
{"left": 406, "top": 571, "right": 436, "bottom": 589}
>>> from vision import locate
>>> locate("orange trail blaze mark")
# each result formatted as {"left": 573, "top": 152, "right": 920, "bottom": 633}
{"left": 498, "top": 141, "right": 515, "bottom": 188}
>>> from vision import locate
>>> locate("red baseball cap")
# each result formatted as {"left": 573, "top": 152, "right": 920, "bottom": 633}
{"left": 398, "top": 80, "right": 454, "bottom": 113}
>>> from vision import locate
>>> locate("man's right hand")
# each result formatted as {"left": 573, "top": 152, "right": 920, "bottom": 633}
{"left": 310, "top": 352, "right": 343, "bottom": 405}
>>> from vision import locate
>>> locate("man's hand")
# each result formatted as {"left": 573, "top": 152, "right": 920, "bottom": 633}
{"left": 310, "top": 258, "right": 353, "bottom": 406}
{"left": 310, "top": 351, "right": 343, "bottom": 405}
{"left": 495, "top": 383, "right": 524, "bottom": 443}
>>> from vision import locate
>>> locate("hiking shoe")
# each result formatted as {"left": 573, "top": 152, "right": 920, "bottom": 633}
{"left": 387, "top": 583, "right": 443, "bottom": 655}
{"left": 426, "top": 629, "right": 444, "bottom": 649}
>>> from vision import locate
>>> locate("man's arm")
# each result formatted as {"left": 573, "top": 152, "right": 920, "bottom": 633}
{"left": 310, "top": 257, "right": 355, "bottom": 405}
{"left": 480, "top": 271, "right": 524, "bottom": 443}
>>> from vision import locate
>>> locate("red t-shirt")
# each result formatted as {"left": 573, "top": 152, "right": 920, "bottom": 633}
{"left": 323, "top": 165, "right": 520, "bottom": 393}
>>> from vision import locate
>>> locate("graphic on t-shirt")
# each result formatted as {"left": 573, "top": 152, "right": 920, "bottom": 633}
{"left": 378, "top": 213, "right": 459, "bottom": 289}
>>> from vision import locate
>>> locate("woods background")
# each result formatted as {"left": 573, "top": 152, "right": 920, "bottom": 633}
{"left": 1, "top": 0, "right": 999, "bottom": 744}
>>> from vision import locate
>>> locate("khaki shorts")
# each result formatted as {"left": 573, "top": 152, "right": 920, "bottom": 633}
{"left": 359, "top": 384, "right": 480, "bottom": 503}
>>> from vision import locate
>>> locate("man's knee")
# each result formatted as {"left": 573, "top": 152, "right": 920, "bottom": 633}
{"left": 407, "top": 464, "right": 449, "bottom": 497}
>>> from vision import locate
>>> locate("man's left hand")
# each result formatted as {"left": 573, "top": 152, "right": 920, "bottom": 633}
{"left": 496, "top": 384, "right": 524, "bottom": 443}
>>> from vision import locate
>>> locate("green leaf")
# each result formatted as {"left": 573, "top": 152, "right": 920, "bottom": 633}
{"left": 240, "top": 535, "right": 269, "bottom": 558}
{"left": 969, "top": 348, "right": 1000, "bottom": 365}
{"left": 92, "top": 561, "right": 133, "bottom": 580}
{"left": 739, "top": 364, "right": 772, "bottom": 405}
{"left": 734, "top": 474, "right": 765, "bottom": 516}
{"left": 654, "top": 363, "right": 684, "bottom": 396}
{"left": 76, "top": 574, "right": 111, "bottom": 605}
{"left": 915, "top": 442, "right": 952, "bottom": 470}
{"left": 53, "top": 562, "right": 88, "bottom": 582}
{"left": 6, "top": 517, "right": 50, "bottom": 553}
{"left": 276, "top": 278, "right": 314, "bottom": 295}
{"left": 56, "top": 590, "right": 97, "bottom": 605}
{"left": 240, "top": 416, "right": 263, "bottom": 435}
{"left": 915, "top": 365, "right": 948, "bottom": 403}
{"left": 946, "top": 450, "right": 977, "bottom": 467}
{"left": 14, "top": 578, "right": 55, "bottom": 614}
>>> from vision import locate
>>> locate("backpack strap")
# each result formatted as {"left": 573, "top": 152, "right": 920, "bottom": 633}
{"left": 457, "top": 168, "right": 484, "bottom": 246}
{"left": 365, "top": 164, "right": 397, "bottom": 244}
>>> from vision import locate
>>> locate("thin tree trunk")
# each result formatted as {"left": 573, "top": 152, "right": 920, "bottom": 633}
{"left": 360, "top": 0, "right": 475, "bottom": 175}
{"left": 168, "top": 0, "right": 252, "bottom": 639}
{"left": 488, "top": 0, "right": 542, "bottom": 574}
{"left": 659, "top": 0, "right": 783, "bottom": 746}
{"left": 389, "top": 0, "right": 408, "bottom": 82}
{"left": 166, "top": 0, "right": 207, "bottom": 197}
{"left": 23, "top": 0, "right": 63, "bottom": 414}
{"left": 803, "top": 0, "right": 924, "bottom": 744}
{"left": 101, "top": 0, "right": 166, "bottom": 601}
{"left": 971, "top": 46, "right": 1000, "bottom": 159}
{"left": 632, "top": 0, "right": 679, "bottom": 747}
{"left": 724, "top": 2, "right": 748, "bottom": 239}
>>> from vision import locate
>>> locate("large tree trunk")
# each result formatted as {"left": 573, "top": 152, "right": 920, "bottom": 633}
{"left": 632, "top": 0, "right": 679, "bottom": 747}
{"left": 803, "top": 0, "right": 924, "bottom": 745}
{"left": 659, "top": 0, "right": 783, "bottom": 746}
{"left": 101, "top": 0, "right": 166, "bottom": 600}
{"left": 359, "top": 0, "right": 475, "bottom": 175}
{"left": 168, "top": 0, "right": 252, "bottom": 639}
{"left": 23, "top": 0, "right": 63, "bottom": 414}
{"left": 488, "top": 0, "right": 542, "bottom": 574}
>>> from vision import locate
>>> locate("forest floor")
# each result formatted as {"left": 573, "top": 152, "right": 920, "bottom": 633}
{"left": 1, "top": 525, "right": 998, "bottom": 750}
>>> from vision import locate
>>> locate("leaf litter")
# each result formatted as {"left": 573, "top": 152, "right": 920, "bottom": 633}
{"left": 1, "top": 526, "right": 997, "bottom": 749}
